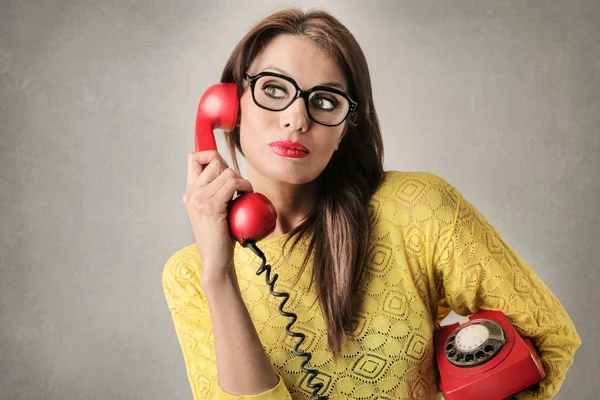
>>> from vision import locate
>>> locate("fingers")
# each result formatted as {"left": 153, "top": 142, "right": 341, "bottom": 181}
{"left": 186, "top": 151, "right": 229, "bottom": 191}
{"left": 184, "top": 157, "right": 252, "bottom": 204}
{"left": 195, "top": 158, "right": 228, "bottom": 187}
{"left": 212, "top": 172, "right": 254, "bottom": 205}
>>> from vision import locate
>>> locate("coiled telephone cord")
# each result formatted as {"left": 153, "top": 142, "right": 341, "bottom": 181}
{"left": 244, "top": 240, "right": 329, "bottom": 400}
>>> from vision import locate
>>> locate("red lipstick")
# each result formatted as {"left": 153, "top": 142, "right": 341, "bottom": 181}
{"left": 269, "top": 141, "right": 309, "bottom": 158}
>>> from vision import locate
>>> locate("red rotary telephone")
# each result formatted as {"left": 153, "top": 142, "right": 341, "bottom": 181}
{"left": 434, "top": 310, "right": 545, "bottom": 400}
{"left": 195, "top": 83, "right": 277, "bottom": 245}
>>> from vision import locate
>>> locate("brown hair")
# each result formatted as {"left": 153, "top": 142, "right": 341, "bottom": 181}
{"left": 220, "top": 8, "right": 385, "bottom": 359}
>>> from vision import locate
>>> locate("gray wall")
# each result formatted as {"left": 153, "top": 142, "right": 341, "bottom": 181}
{"left": 1, "top": 0, "right": 598, "bottom": 399}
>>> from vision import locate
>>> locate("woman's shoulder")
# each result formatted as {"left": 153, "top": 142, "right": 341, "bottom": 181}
{"left": 375, "top": 170, "right": 460, "bottom": 204}
{"left": 368, "top": 170, "right": 463, "bottom": 242}
{"left": 368, "top": 170, "right": 464, "bottom": 230}
{"left": 162, "top": 243, "right": 202, "bottom": 290}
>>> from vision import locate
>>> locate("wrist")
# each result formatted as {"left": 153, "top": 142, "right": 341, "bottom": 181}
{"left": 200, "top": 265, "right": 238, "bottom": 294}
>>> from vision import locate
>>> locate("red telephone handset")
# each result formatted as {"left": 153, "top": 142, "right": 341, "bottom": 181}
{"left": 195, "top": 85, "right": 327, "bottom": 399}
{"left": 434, "top": 310, "right": 545, "bottom": 400}
{"left": 195, "top": 83, "right": 277, "bottom": 245}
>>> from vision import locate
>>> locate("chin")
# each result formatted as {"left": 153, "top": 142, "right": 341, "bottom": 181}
{"left": 254, "top": 158, "right": 323, "bottom": 185}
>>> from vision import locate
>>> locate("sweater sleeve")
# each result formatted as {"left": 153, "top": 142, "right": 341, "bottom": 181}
{"left": 162, "top": 248, "right": 292, "bottom": 400}
{"left": 433, "top": 180, "right": 581, "bottom": 400}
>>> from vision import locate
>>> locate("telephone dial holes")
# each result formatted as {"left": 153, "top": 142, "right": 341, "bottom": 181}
{"left": 444, "top": 320, "right": 506, "bottom": 367}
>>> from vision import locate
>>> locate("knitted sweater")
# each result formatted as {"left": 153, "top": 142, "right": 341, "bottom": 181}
{"left": 162, "top": 170, "right": 581, "bottom": 399}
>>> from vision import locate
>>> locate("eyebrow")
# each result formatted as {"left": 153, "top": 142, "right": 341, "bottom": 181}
{"left": 262, "top": 65, "right": 346, "bottom": 90}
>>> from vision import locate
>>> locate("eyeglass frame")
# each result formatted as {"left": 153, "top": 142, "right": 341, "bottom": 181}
{"left": 242, "top": 71, "right": 358, "bottom": 127}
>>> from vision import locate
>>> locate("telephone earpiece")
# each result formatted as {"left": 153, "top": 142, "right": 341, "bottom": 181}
{"left": 195, "top": 83, "right": 277, "bottom": 245}
{"left": 194, "top": 83, "right": 239, "bottom": 152}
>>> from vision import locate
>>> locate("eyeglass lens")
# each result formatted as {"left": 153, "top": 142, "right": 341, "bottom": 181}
{"left": 252, "top": 75, "right": 350, "bottom": 126}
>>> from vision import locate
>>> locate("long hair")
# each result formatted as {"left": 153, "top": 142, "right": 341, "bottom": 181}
{"left": 220, "top": 8, "right": 385, "bottom": 359}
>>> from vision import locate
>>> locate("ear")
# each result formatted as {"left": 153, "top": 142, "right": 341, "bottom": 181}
{"left": 335, "top": 123, "right": 349, "bottom": 151}
{"left": 349, "top": 111, "right": 358, "bottom": 124}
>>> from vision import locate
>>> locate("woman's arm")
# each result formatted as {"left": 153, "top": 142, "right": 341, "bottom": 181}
{"left": 431, "top": 177, "right": 581, "bottom": 400}
{"left": 171, "top": 150, "right": 291, "bottom": 398}
{"left": 162, "top": 246, "right": 291, "bottom": 400}
{"left": 200, "top": 271, "right": 282, "bottom": 396}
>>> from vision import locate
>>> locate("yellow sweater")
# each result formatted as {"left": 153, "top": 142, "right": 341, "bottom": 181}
{"left": 162, "top": 171, "right": 580, "bottom": 400}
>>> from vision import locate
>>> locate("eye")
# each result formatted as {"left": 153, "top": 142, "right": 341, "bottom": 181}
{"left": 262, "top": 84, "right": 288, "bottom": 99}
{"left": 310, "top": 95, "right": 338, "bottom": 111}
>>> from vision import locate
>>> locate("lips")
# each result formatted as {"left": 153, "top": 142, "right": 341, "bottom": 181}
{"left": 269, "top": 141, "right": 309, "bottom": 158}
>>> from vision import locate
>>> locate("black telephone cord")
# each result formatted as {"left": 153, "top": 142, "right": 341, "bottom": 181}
{"left": 244, "top": 239, "right": 329, "bottom": 400}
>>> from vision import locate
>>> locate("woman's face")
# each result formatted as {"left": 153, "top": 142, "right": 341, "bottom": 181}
{"left": 239, "top": 34, "right": 349, "bottom": 185}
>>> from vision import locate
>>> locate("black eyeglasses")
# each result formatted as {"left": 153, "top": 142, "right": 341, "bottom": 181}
{"left": 242, "top": 71, "right": 358, "bottom": 127}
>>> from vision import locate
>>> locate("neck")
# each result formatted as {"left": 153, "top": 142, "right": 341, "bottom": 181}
{"left": 246, "top": 166, "right": 318, "bottom": 240}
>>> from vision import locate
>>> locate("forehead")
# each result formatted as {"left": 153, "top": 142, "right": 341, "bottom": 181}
{"left": 247, "top": 34, "right": 348, "bottom": 91}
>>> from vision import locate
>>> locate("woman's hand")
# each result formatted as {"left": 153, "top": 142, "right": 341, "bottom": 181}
{"left": 181, "top": 155, "right": 281, "bottom": 396}
{"left": 182, "top": 150, "right": 253, "bottom": 286}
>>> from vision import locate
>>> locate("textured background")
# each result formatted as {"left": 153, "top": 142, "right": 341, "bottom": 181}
{"left": 1, "top": 0, "right": 598, "bottom": 399}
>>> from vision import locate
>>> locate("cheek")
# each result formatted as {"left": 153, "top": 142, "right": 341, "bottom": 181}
{"left": 238, "top": 95, "right": 273, "bottom": 157}
{"left": 314, "top": 126, "right": 344, "bottom": 154}
{"left": 239, "top": 93, "right": 255, "bottom": 128}
{"left": 238, "top": 95, "right": 257, "bottom": 149}
{"left": 239, "top": 95, "right": 274, "bottom": 137}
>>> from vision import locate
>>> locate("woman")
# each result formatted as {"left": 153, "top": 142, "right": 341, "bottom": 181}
{"left": 162, "top": 8, "right": 580, "bottom": 400}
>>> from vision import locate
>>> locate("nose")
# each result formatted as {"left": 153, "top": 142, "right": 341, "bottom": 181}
{"left": 279, "top": 98, "right": 309, "bottom": 133}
